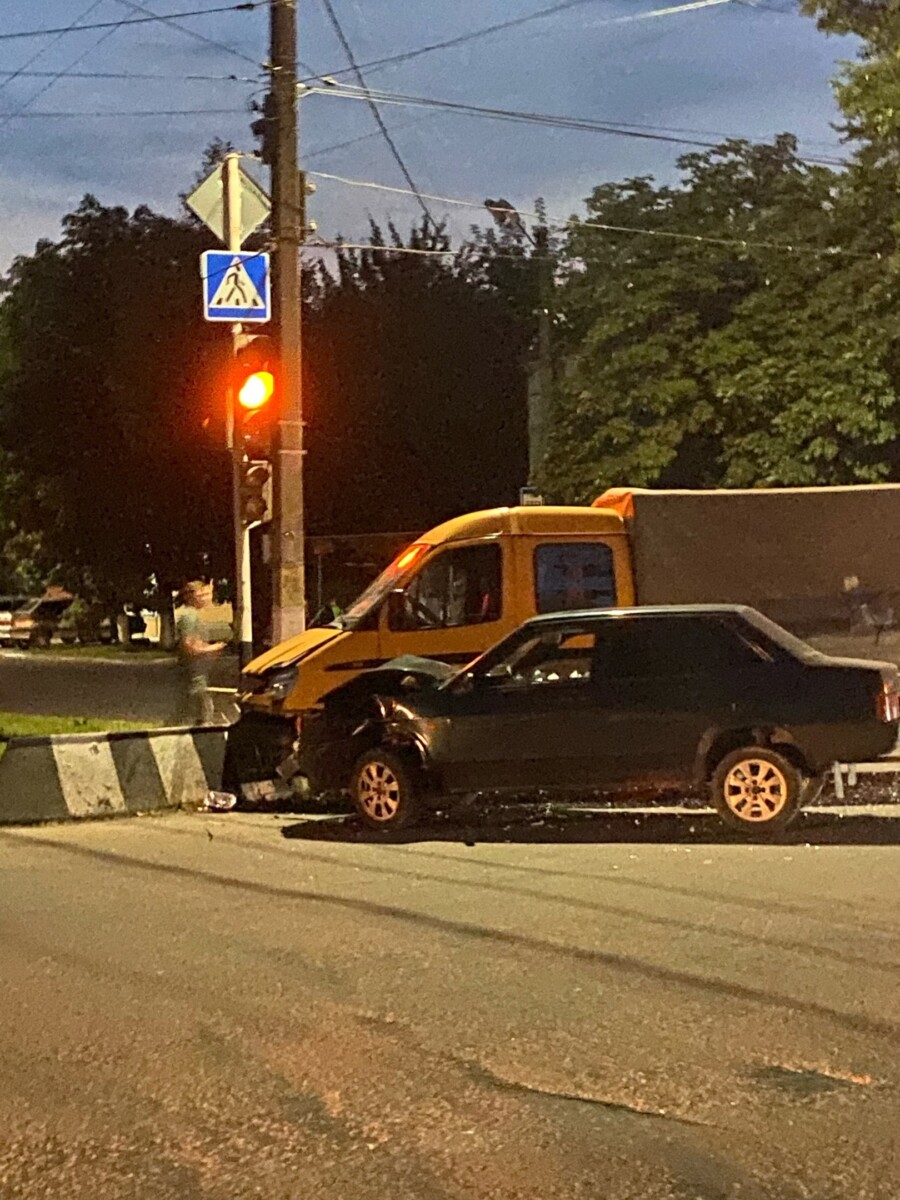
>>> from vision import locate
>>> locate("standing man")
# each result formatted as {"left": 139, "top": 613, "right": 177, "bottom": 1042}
{"left": 176, "top": 581, "right": 226, "bottom": 725}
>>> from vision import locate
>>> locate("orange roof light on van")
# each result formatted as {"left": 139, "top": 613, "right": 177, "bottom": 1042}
{"left": 395, "top": 543, "right": 427, "bottom": 572}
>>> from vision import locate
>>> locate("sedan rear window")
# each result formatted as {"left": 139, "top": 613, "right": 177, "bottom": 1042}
{"left": 595, "top": 616, "right": 767, "bottom": 679}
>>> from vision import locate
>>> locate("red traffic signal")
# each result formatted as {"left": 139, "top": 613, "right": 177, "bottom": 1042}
{"left": 234, "top": 334, "right": 276, "bottom": 411}
{"left": 233, "top": 334, "right": 276, "bottom": 458}
{"left": 239, "top": 369, "right": 274, "bottom": 411}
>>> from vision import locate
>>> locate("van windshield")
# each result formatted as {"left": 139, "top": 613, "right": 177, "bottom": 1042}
{"left": 340, "top": 543, "right": 429, "bottom": 629}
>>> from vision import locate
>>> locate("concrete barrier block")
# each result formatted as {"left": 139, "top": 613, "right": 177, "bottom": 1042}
{"left": 0, "top": 726, "right": 229, "bottom": 825}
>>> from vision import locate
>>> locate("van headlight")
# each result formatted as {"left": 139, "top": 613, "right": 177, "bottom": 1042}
{"left": 267, "top": 665, "right": 299, "bottom": 701}
{"left": 241, "top": 664, "right": 299, "bottom": 703}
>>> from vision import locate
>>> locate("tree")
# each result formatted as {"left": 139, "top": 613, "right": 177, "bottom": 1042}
{"left": 302, "top": 218, "right": 529, "bottom": 533}
{"left": 538, "top": 137, "right": 897, "bottom": 500}
{"left": 802, "top": 0, "right": 900, "bottom": 168}
{"left": 0, "top": 196, "right": 231, "bottom": 616}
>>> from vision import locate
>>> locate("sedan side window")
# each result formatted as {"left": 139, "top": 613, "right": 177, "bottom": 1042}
{"left": 486, "top": 631, "right": 596, "bottom": 687}
{"left": 389, "top": 543, "right": 502, "bottom": 632}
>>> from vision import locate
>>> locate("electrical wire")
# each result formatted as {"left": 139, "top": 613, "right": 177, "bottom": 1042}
{"left": 308, "top": 169, "right": 875, "bottom": 260}
{"left": 0, "top": 3, "right": 128, "bottom": 136}
{"left": 0, "top": 107, "right": 249, "bottom": 118}
{"left": 315, "top": 0, "right": 435, "bottom": 226}
{"left": 114, "top": 0, "right": 317, "bottom": 76}
{"left": 0, "top": 4, "right": 262, "bottom": 43}
{"left": 0, "top": 68, "right": 256, "bottom": 82}
{"left": 112, "top": 0, "right": 260, "bottom": 66}
{"left": 735, "top": 0, "right": 797, "bottom": 12}
{"left": 300, "top": 0, "right": 734, "bottom": 84}
{"left": 0, "top": 0, "right": 105, "bottom": 98}
{"left": 308, "top": 83, "right": 846, "bottom": 168}
{"left": 304, "top": 112, "right": 440, "bottom": 161}
{"left": 309, "top": 239, "right": 551, "bottom": 262}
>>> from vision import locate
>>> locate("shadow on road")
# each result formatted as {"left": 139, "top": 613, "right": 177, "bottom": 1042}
{"left": 281, "top": 805, "right": 900, "bottom": 847}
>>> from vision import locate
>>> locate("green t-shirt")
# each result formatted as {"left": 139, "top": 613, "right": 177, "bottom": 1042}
{"left": 176, "top": 608, "right": 204, "bottom": 674}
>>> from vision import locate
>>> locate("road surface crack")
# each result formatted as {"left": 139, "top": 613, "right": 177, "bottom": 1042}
{"left": 462, "top": 1059, "right": 714, "bottom": 1127}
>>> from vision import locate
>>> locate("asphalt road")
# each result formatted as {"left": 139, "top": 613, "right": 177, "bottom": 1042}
{"left": 0, "top": 650, "right": 239, "bottom": 724}
{"left": 1, "top": 805, "right": 899, "bottom": 1199}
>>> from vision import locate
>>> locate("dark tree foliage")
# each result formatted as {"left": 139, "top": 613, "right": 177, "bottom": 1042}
{"left": 0, "top": 199, "right": 529, "bottom": 602}
{"left": 303, "top": 219, "right": 528, "bottom": 534}
{"left": 0, "top": 196, "right": 231, "bottom": 605}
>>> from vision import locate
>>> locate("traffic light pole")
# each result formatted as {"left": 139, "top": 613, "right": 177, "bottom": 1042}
{"left": 224, "top": 151, "right": 254, "bottom": 666}
{"left": 270, "top": 0, "right": 306, "bottom": 642}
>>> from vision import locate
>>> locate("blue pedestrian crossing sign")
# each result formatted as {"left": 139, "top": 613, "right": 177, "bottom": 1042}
{"left": 201, "top": 250, "right": 270, "bottom": 323}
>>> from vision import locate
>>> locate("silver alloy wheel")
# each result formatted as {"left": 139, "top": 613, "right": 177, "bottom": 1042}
{"left": 723, "top": 757, "right": 788, "bottom": 822}
{"left": 356, "top": 759, "right": 402, "bottom": 822}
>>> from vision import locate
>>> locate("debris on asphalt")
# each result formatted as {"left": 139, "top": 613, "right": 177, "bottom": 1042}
{"left": 199, "top": 790, "right": 237, "bottom": 812}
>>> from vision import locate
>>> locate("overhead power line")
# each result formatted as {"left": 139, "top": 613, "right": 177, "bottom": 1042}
{"left": 304, "top": 113, "right": 440, "bottom": 161}
{"left": 309, "top": 169, "right": 874, "bottom": 260}
{"left": 113, "top": 0, "right": 318, "bottom": 75}
{"left": 0, "top": 107, "right": 248, "bottom": 118}
{"left": 310, "top": 239, "right": 553, "bottom": 262}
{"left": 315, "top": 0, "right": 434, "bottom": 226}
{"left": 0, "top": 0, "right": 105, "bottom": 98}
{"left": 309, "top": 83, "right": 846, "bottom": 168}
{"left": 113, "top": 0, "right": 260, "bottom": 66}
{"left": 0, "top": 3, "right": 261, "bottom": 43}
{"left": 0, "top": 2, "right": 130, "bottom": 136}
{"left": 300, "top": 0, "right": 733, "bottom": 84}
{"left": 0, "top": 68, "right": 254, "bottom": 82}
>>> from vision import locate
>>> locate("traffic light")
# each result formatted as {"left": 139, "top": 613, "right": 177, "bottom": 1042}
{"left": 240, "top": 460, "right": 271, "bottom": 526}
{"left": 250, "top": 93, "right": 276, "bottom": 165}
{"left": 234, "top": 333, "right": 276, "bottom": 460}
{"left": 233, "top": 333, "right": 275, "bottom": 526}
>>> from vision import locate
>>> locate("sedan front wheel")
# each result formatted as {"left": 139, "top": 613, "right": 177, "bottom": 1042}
{"left": 351, "top": 748, "right": 422, "bottom": 831}
{"left": 711, "top": 746, "right": 803, "bottom": 834}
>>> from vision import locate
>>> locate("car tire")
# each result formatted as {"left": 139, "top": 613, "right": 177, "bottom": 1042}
{"left": 351, "top": 747, "right": 422, "bottom": 831}
{"left": 711, "top": 745, "right": 804, "bottom": 834}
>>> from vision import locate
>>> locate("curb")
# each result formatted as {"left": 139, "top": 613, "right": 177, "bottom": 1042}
{"left": 0, "top": 726, "right": 228, "bottom": 825}
{"left": 0, "top": 649, "right": 172, "bottom": 667}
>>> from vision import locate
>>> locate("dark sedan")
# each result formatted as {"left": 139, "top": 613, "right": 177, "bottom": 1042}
{"left": 296, "top": 605, "right": 900, "bottom": 834}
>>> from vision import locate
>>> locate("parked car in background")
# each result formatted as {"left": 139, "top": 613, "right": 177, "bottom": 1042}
{"left": 287, "top": 605, "right": 899, "bottom": 835}
{"left": 57, "top": 598, "right": 115, "bottom": 645}
{"left": 10, "top": 593, "right": 73, "bottom": 648}
{"left": 0, "top": 595, "right": 34, "bottom": 647}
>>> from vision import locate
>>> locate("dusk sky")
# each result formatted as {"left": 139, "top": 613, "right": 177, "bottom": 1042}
{"left": 0, "top": 0, "right": 853, "bottom": 272}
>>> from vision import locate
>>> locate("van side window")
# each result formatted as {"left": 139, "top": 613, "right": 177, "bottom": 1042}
{"left": 390, "top": 544, "right": 502, "bottom": 631}
{"left": 534, "top": 543, "right": 616, "bottom": 614}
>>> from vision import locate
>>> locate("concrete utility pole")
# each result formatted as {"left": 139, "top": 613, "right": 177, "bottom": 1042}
{"left": 223, "top": 152, "right": 255, "bottom": 665}
{"left": 530, "top": 223, "right": 553, "bottom": 487}
{"left": 484, "top": 199, "right": 554, "bottom": 488}
{"left": 269, "top": 0, "right": 306, "bottom": 641}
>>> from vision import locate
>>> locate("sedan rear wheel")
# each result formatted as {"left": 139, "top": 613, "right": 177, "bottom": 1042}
{"left": 351, "top": 748, "right": 421, "bottom": 831}
{"left": 711, "top": 746, "right": 803, "bottom": 834}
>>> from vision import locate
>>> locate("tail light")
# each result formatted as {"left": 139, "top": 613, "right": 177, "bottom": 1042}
{"left": 876, "top": 677, "right": 900, "bottom": 722}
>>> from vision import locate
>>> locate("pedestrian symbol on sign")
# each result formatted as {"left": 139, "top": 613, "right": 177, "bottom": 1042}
{"left": 209, "top": 257, "right": 264, "bottom": 310}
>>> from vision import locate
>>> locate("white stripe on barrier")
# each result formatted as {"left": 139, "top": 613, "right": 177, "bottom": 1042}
{"left": 52, "top": 739, "right": 126, "bottom": 818}
{"left": 149, "top": 734, "right": 209, "bottom": 809}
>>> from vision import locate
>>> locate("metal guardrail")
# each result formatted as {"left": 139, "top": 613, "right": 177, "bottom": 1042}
{"left": 832, "top": 758, "right": 900, "bottom": 800}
